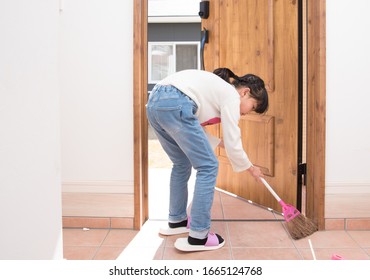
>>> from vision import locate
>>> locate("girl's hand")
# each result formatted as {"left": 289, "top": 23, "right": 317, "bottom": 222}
{"left": 247, "top": 165, "right": 263, "bottom": 182}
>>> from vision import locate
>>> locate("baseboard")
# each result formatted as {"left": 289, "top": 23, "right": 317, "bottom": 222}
{"left": 62, "top": 216, "right": 134, "bottom": 229}
{"left": 62, "top": 180, "right": 134, "bottom": 194}
{"left": 325, "top": 218, "right": 370, "bottom": 230}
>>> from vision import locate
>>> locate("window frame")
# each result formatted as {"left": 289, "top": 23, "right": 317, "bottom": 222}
{"left": 148, "top": 41, "right": 201, "bottom": 84}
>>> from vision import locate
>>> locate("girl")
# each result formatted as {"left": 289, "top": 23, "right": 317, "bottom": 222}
{"left": 146, "top": 68, "right": 268, "bottom": 252}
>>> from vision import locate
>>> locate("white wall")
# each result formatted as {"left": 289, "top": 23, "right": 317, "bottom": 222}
{"left": 0, "top": 1, "right": 63, "bottom": 259}
{"left": 60, "top": 0, "right": 134, "bottom": 193}
{"left": 326, "top": 0, "right": 370, "bottom": 194}
{"left": 149, "top": 0, "right": 199, "bottom": 16}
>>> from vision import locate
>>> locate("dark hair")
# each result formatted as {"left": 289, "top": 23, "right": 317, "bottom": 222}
{"left": 213, "top": 68, "right": 268, "bottom": 114}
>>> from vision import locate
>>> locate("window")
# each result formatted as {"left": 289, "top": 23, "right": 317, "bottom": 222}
{"left": 148, "top": 42, "right": 200, "bottom": 83}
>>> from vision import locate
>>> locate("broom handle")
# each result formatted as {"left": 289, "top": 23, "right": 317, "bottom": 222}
{"left": 260, "top": 177, "right": 282, "bottom": 202}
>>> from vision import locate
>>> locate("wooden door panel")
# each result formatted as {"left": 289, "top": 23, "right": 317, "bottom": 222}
{"left": 219, "top": 115, "right": 275, "bottom": 176}
{"left": 203, "top": 0, "right": 299, "bottom": 212}
{"left": 219, "top": 0, "right": 275, "bottom": 91}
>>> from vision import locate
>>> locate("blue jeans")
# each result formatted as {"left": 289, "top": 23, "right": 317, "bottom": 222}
{"left": 146, "top": 85, "right": 219, "bottom": 239}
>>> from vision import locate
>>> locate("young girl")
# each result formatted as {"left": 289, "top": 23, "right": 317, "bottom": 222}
{"left": 146, "top": 68, "right": 268, "bottom": 252}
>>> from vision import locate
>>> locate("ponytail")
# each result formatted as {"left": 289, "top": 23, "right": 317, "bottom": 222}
{"left": 213, "top": 68, "right": 239, "bottom": 84}
{"left": 213, "top": 67, "right": 269, "bottom": 114}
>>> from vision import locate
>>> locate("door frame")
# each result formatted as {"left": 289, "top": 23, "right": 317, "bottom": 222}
{"left": 133, "top": 0, "right": 326, "bottom": 230}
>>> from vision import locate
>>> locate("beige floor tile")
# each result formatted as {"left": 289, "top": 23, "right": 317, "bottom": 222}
{"left": 232, "top": 248, "right": 302, "bottom": 260}
{"left": 365, "top": 248, "right": 370, "bottom": 256}
{"left": 94, "top": 246, "right": 125, "bottom": 260}
{"left": 211, "top": 191, "right": 224, "bottom": 219}
{"left": 227, "top": 221, "right": 294, "bottom": 247}
{"left": 294, "top": 230, "right": 361, "bottom": 249}
{"left": 220, "top": 193, "right": 278, "bottom": 220}
{"left": 347, "top": 231, "right": 370, "bottom": 247}
{"left": 63, "top": 246, "right": 98, "bottom": 260}
{"left": 101, "top": 229, "right": 139, "bottom": 247}
{"left": 63, "top": 228, "right": 109, "bottom": 246}
{"left": 150, "top": 246, "right": 166, "bottom": 260}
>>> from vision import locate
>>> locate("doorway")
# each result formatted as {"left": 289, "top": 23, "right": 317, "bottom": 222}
{"left": 133, "top": 0, "right": 326, "bottom": 230}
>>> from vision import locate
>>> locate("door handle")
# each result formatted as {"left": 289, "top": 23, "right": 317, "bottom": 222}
{"left": 200, "top": 28, "right": 209, "bottom": 70}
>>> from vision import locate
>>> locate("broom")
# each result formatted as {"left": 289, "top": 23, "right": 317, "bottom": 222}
{"left": 260, "top": 177, "right": 318, "bottom": 240}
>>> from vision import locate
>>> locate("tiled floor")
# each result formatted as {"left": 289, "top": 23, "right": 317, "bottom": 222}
{"left": 63, "top": 188, "right": 370, "bottom": 260}
{"left": 63, "top": 139, "right": 370, "bottom": 260}
{"left": 63, "top": 227, "right": 139, "bottom": 260}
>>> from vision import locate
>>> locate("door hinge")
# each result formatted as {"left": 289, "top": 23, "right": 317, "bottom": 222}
{"left": 298, "top": 163, "right": 307, "bottom": 185}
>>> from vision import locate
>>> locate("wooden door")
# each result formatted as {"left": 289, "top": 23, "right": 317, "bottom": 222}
{"left": 202, "top": 0, "right": 299, "bottom": 212}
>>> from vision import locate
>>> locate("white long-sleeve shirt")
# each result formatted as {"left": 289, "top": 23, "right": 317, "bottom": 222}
{"left": 158, "top": 69, "right": 252, "bottom": 172}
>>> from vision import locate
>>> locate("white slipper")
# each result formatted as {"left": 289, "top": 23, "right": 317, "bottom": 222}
{"left": 159, "top": 226, "right": 190, "bottom": 235}
{"left": 174, "top": 232, "right": 225, "bottom": 252}
{"left": 159, "top": 218, "right": 190, "bottom": 236}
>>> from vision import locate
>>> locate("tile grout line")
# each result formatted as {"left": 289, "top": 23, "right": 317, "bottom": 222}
{"left": 225, "top": 221, "right": 234, "bottom": 260}
{"left": 91, "top": 229, "right": 111, "bottom": 260}
{"left": 219, "top": 190, "right": 234, "bottom": 260}
{"left": 345, "top": 230, "right": 370, "bottom": 258}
